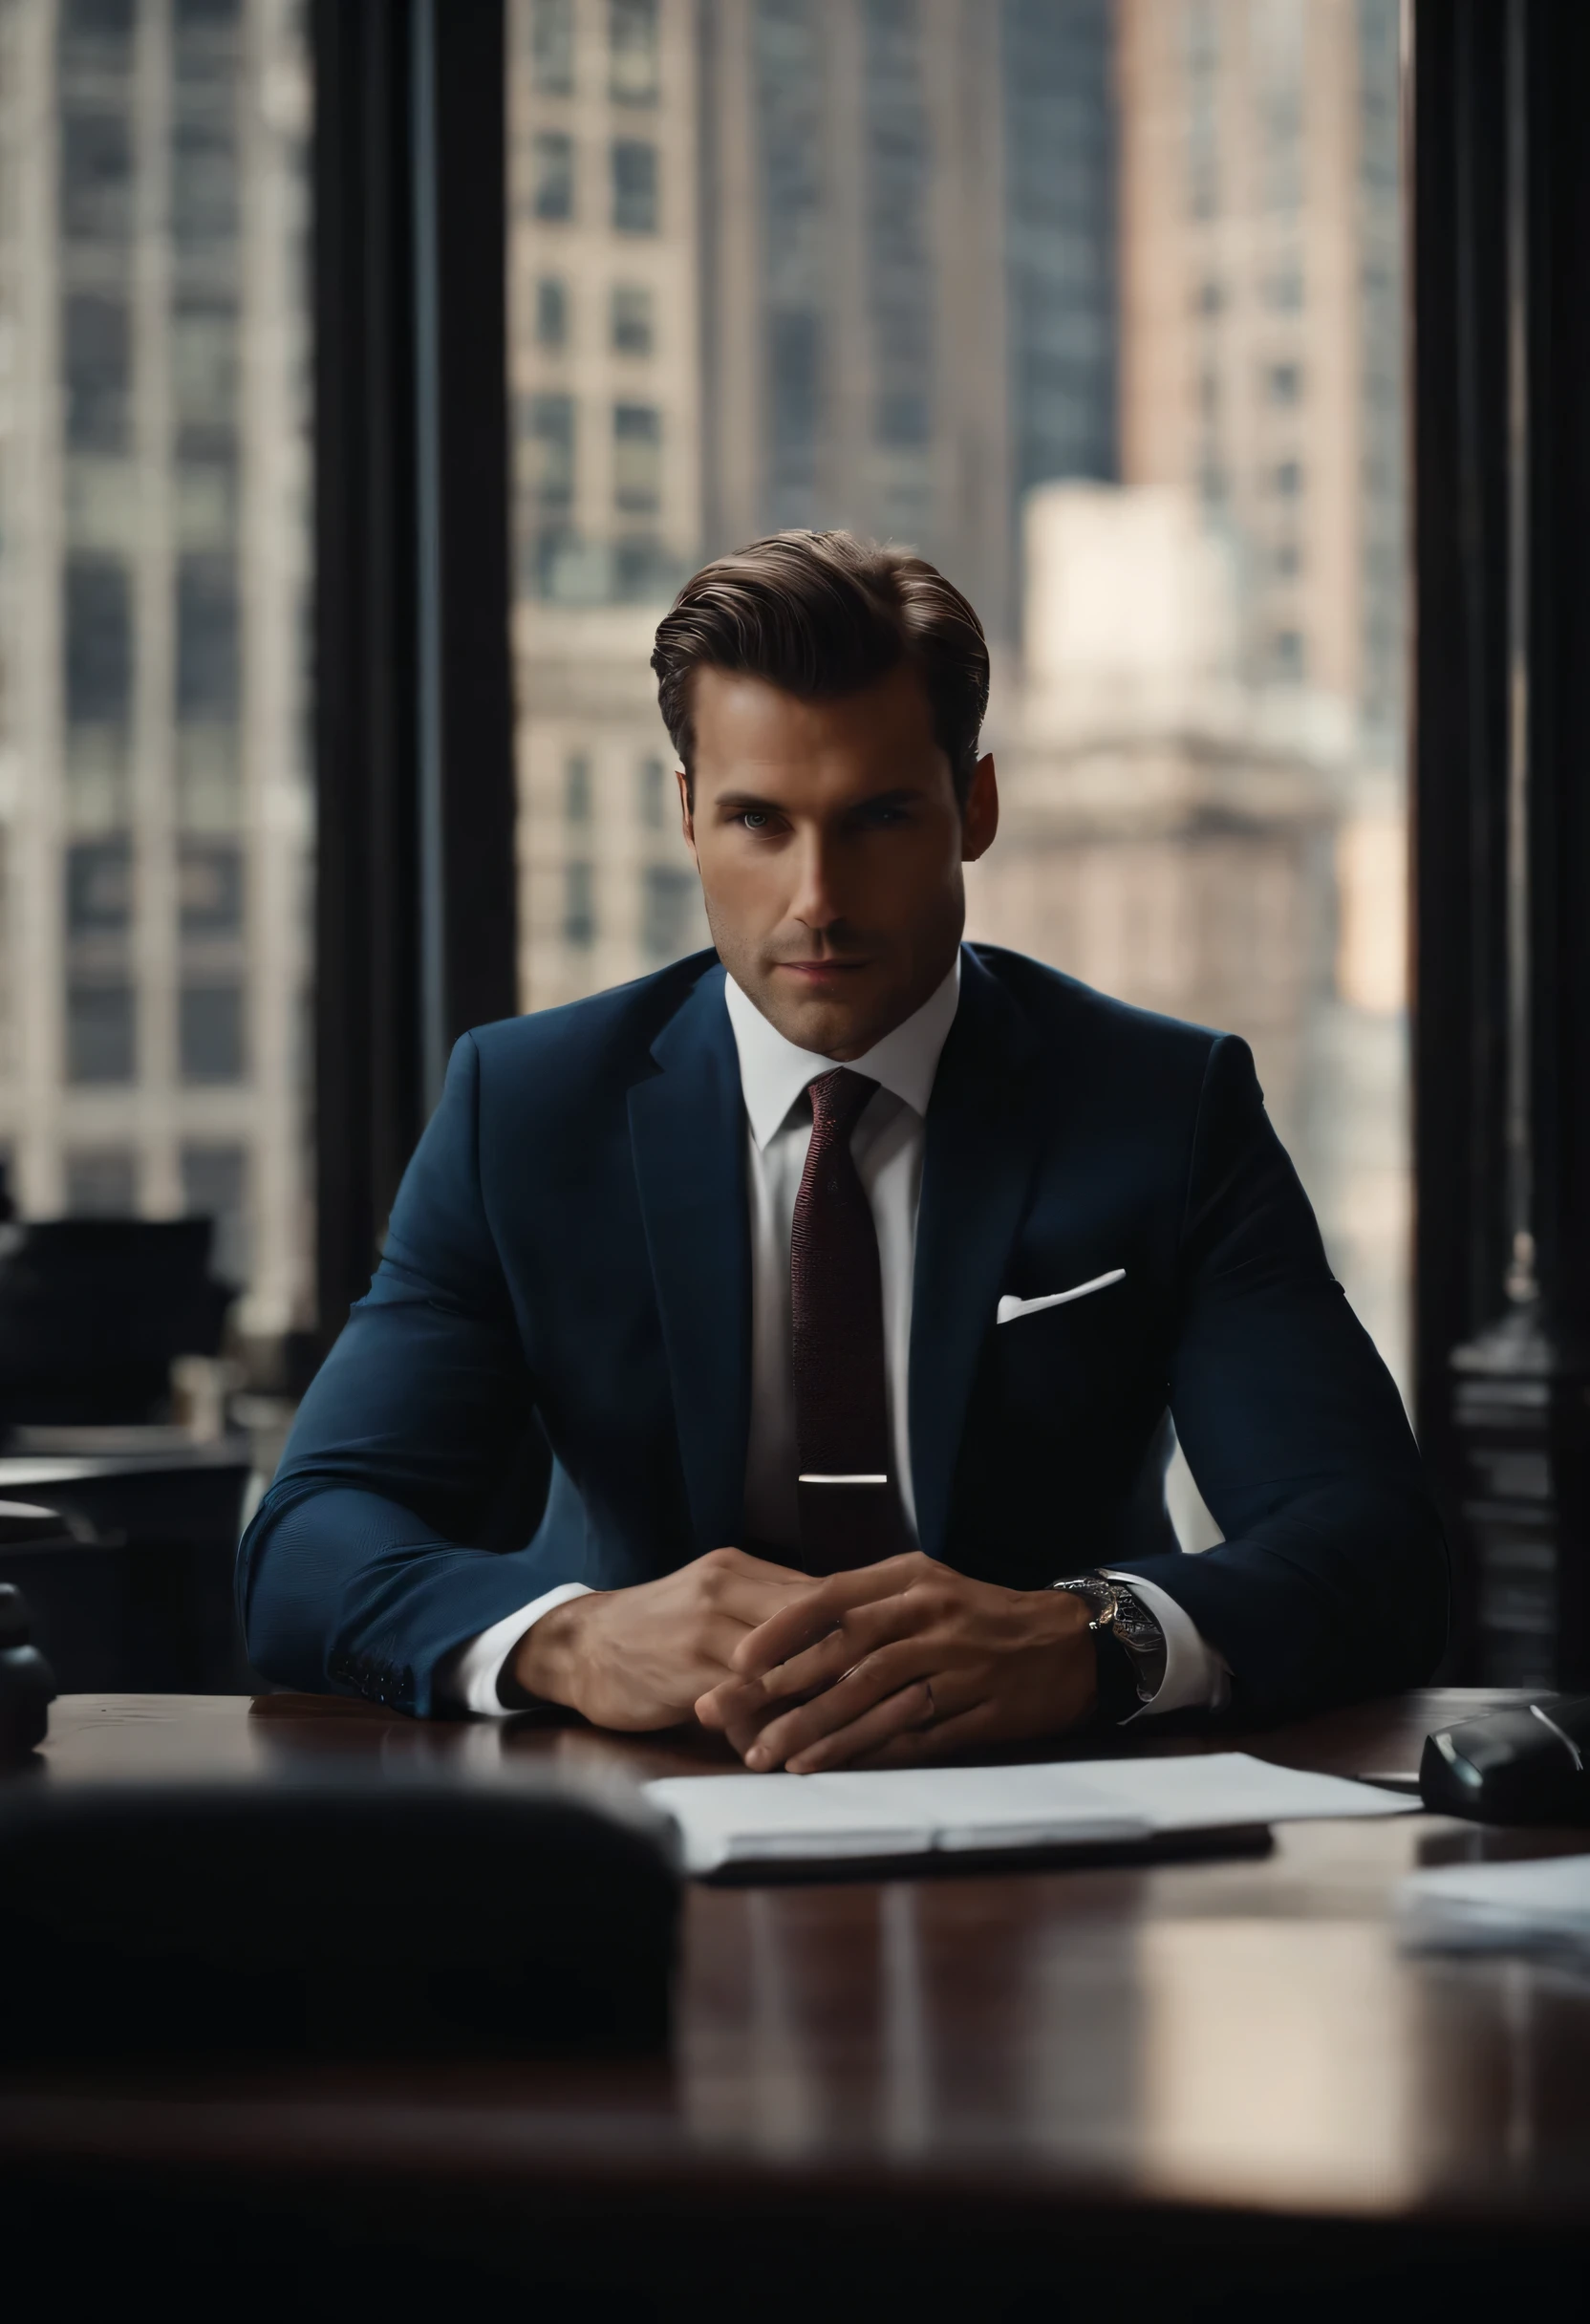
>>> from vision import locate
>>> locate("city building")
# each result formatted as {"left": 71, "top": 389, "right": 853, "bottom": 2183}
{"left": 0, "top": 0, "right": 312, "bottom": 1341}
{"left": 508, "top": 0, "right": 711, "bottom": 1010}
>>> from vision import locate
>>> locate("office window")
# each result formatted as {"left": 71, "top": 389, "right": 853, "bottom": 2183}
{"left": 66, "top": 838, "right": 132, "bottom": 935}
{"left": 612, "top": 403, "right": 660, "bottom": 512}
{"left": 66, "top": 980, "right": 135, "bottom": 1084}
{"left": 638, "top": 754, "right": 667, "bottom": 828}
{"left": 531, "top": 0, "right": 574, "bottom": 95}
{"left": 533, "top": 131, "right": 575, "bottom": 222}
{"left": 64, "top": 556, "right": 132, "bottom": 727}
{"left": 611, "top": 139, "right": 657, "bottom": 233}
{"left": 178, "top": 838, "right": 244, "bottom": 935}
{"left": 523, "top": 393, "right": 575, "bottom": 509}
{"left": 504, "top": 0, "right": 1410, "bottom": 1399}
{"left": 181, "top": 1141, "right": 248, "bottom": 1286}
{"left": 611, "top": 282, "right": 654, "bottom": 355}
{"left": 564, "top": 754, "right": 591, "bottom": 823}
{"left": 63, "top": 293, "right": 131, "bottom": 454}
{"left": 64, "top": 1146, "right": 138, "bottom": 1216}
{"left": 179, "top": 979, "right": 245, "bottom": 1083}
{"left": 610, "top": 0, "right": 659, "bottom": 106}
{"left": 536, "top": 276, "right": 569, "bottom": 348}
{"left": 641, "top": 865, "right": 698, "bottom": 963}
{"left": 564, "top": 860, "right": 596, "bottom": 946}
{"left": 4, "top": 0, "right": 312, "bottom": 1352}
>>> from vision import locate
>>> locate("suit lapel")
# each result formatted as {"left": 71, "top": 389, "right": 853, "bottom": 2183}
{"left": 910, "top": 951, "right": 1042, "bottom": 1561}
{"left": 627, "top": 964, "right": 750, "bottom": 1553}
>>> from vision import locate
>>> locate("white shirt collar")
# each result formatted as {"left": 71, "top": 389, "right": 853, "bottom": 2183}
{"left": 723, "top": 953, "right": 962, "bottom": 1151}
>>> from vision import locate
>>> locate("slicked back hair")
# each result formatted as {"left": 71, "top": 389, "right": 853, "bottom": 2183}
{"left": 651, "top": 530, "right": 990, "bottom": 806}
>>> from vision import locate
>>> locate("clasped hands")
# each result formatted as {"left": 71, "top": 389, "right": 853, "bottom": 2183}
{"left": 513, "top": 1545, "right": 1098, "bottom": 1771}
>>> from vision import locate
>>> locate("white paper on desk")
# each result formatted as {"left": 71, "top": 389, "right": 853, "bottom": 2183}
{"left": 1398, "top": 1852, "right": 1590, "bottom": 1955}
{"left": 645, "top": 1753, "right": 1415, "bottom": 1877}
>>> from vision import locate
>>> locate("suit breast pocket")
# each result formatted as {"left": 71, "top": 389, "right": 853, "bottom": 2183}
{"left": 991, "top": 1280, "right": 1143, "bottom": 1429}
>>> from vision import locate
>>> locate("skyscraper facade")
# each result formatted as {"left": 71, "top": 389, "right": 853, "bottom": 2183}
{"left": 508, "top": 0, "right": 711, "bottom": 1008}
{"left": 0, "top": 0, "right": 312, "bottom": 1340}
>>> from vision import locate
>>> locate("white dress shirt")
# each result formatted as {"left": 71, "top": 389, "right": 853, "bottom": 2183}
{"left": 440, "top": 959, "right": 1228, "bottom": 1719}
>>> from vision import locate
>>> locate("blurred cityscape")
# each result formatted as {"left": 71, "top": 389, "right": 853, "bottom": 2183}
{"left": 0, "top": 0, "right": 1408, "bottom": 1398}
{"left": 0, "top": 0, "right": 312, "bottom": 1346}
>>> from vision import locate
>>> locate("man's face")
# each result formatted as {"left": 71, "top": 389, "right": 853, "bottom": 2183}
{"left": 678, "top": 662, "right": 998, "bottom": 1060}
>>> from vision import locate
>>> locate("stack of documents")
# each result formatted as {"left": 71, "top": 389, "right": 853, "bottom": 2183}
{"left": 1398, "top": 1853, "right": 1590, "bottom": 1955}
{"left": 645, "top": 1752, "right": 1414, "bottom": 1877}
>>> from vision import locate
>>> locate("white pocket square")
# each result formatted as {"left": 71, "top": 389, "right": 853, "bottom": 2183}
{"left": 997, "top": 1268, "right": 1126, "bottom": 1325}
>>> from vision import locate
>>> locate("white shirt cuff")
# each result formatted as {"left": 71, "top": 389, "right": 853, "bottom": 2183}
{"left": 433, "top": 1582, "right": 596, "bottom": 1717}
{"left": 1103, "top": 1569, "right": 1232, "bottom": 1719}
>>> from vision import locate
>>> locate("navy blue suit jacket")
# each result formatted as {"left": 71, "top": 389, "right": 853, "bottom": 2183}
{"left": 240, "top": 945, "right": 1447, "bottom": 1721}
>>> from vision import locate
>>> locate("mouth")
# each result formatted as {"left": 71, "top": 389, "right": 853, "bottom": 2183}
{"left": 775, "top": 958, "right": 873, "bottom": 983}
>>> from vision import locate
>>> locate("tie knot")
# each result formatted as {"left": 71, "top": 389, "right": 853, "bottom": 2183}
{"left": 807, "top": 1067, "right": 878, "bottom": 1146}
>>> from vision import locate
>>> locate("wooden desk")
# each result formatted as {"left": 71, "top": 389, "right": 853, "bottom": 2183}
{"left": 3, "top": 1690, "right": 1588, "bottom": 2314}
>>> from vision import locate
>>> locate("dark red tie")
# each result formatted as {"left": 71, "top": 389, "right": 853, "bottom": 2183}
{"left": 790, "top": 1069, "right": 899, "bottom": 1574}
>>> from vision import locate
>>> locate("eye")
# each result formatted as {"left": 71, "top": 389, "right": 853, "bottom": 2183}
{"left": 739, "top": 809, "right": 772, "bottom": 831}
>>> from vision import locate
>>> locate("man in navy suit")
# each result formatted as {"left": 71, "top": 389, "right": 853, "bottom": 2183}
{"left": 241, "top": 530, "right": 1446, "bottom": 1761}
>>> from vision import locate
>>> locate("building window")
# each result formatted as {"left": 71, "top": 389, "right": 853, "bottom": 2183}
{"left": 564, "top": 860, "right": 596, "bottom": 947}
{"left": 179, "top": 979, "right": 245, "bottom": 1083}
{"left": 176, "top": 553, "right": 240, "bottom": 721}
{"left": 638, "top": 754, "right": 668, "bottom": 828}
{"left": 58, "top": 108, "right": 133, "bottom": 245}
{"left": 531, "top": 0, "right": 574, "bottom": 94}
{"left": 1264, "top": 268, "right": 1304, "bottom": 312}
{"left": 533, "top": 131, "right": 575, "bottom": 222}
{"left": 523, "top": 393, "right": 575, "bottom": 509}
{"left": 178, "top": 839, "right": 244, "bottom": 935}
{"left": 66, "top": 980, "right": 136, "bottom": 1084}
{"left": 64, "top": 1147, "right": 138, "bottom": 1217}
{"left": 610, "top": 0, "right": 659, "bottom": 105}
{"left": 642, "top": 866, "right": 698, "bottom": 963}
{"left": 612, "top": 139, "right": 657, "bottom": 233}
{"left": 611, "top": 282, "right": 654, "bottom": 355}
{"left": 1267, "top": 362, "right": 1301, "bottom": 405}
{"left": 1274, "top": 540, "right": 1301, "bottom": 579}
{"left": 613, "top": 535, "right": 674, "bottom": 601}
{"left": 564, "top": 754, "right": 591, "bottom": 823}
{"left": 536, "top": 276, "right": 569, "bottom": 348}
{"left": 63, "top": 292, "right": 130, "bottom": 454}
{"left": 172, "top": 296, "right": 239, "bottom": 459}
{"left": 66, "top": 838, "right": 133, "bottom": 935}
{"left": 64, "top": 555, "right": 132, "bottom": 727}
{"left": 1272, "top": 459, "right": 1302, "bottom": 498}
{"left": 181, "top": 1141, "right": 249, "bottom": 1287}
{"left": 1272, "top": 630, "right": 1306, "bottom": 681}
{"left": 612, "top": 402, "right": 661, "bottom": 512}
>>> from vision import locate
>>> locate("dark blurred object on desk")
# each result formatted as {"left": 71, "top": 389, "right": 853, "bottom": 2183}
{"left": 0, "top": 1770, "right": 679, "bottom": 2059}
{"left": 0, "top": 1217, "right": 231, "bottom": 1432}
{"left": 0, "top": 1578, "right": 56, "bottom": 1761}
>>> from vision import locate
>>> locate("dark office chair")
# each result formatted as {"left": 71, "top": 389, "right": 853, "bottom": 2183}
{"left": 0, "top": 1217, "right": 230, "bottom": 1429}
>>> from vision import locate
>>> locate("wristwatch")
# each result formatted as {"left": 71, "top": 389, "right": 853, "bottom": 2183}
{"left": 1050, "top": 1573, "right": 1168, "bottom": 1720}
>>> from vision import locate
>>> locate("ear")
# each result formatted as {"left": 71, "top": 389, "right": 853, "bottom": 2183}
{"left": 960, "top": 753, "right": 999, "bottom": 864}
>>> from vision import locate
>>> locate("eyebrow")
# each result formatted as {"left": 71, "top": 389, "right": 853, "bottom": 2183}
{"left": 712, "top": 784, "right": 927, "bottom": 815}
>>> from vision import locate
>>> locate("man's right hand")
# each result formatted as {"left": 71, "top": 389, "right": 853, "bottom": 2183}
{"left": 509, "top": 1546, "right": 817, "bottom": 1732}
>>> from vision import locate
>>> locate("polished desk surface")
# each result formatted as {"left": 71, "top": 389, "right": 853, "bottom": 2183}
{"left": 4, "top": 1689, "right": 1590, "bottom": 2282}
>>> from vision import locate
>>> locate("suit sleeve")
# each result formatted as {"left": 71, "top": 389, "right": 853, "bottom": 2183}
{"left": 237, "top": 1033, "right": 554, "bottom": 1716}
{"left": 1116, "top": 1033, "right": 1449, "bottom": 1721}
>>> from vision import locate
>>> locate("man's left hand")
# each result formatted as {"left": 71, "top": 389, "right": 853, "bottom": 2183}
{"left": 694, "top": 1553, "right": 1098, "bottom": 1772}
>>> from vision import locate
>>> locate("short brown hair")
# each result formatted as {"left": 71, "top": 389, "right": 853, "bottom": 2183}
{"left": 651, "top": 530, "right": 990, "bottom": 804}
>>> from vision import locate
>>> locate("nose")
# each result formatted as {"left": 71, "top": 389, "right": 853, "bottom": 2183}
{"left": 787, "top": 827, "right": 847, "bottom": 939}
